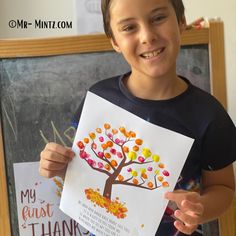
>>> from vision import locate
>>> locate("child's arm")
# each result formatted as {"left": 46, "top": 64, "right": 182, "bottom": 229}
{"left": 39, "top": 142, "right": 75, "bottom": 178}
{"left": 165, "top": 164, "right": 235, "bottom": 235}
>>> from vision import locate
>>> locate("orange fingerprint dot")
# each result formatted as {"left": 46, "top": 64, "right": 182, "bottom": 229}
{"left": 96, "top": 128, "right": 102, "bottom": 133}
{"left": 122, "top": 146, "right": 129, "bottom": 153}
{"left": 77, "top": 141, "right": 84, "bottom": 149}
{"left": 162, "top": 181, "right": 169, "bottom": 187}
{"left": 84, "top": 138, "right": 89, "bottom": 144}
{"left": 118, "top": 175, "right": 124, "bottom": 181}
{"left": 112, "top": 129, "right": 118, "bottom": 134}
{"left": 135, "top": 139, "right": 143, "bottom": 145}
{"left": 133, "top": 178, "right": 138, "bottom": 185}
{"left": 106, "top": 141, "right": 113, "bottom": 147}
{"left": 111, "top": 160, "right": 118, "bottom": 167}
{"left": 104, "top": 123, "right": 111, "bottom": 130}
{"left": 130, "top": 131, "right": 136, "bottom": 138}
{"left": 147, "top": 182, "right": 153, "bottom": 188}
{"left": 132, "top": 145, "right": 139, "bottom": 152}
{"left": 104, "top": 164, "right": 111, "bottom": 171}
{"left": 158, "top": 163, "right": 165, "bottom": 168}
{"left": 104, "top": 153, "right": 111, "bottom": 159}
{"left": 157, "top": 176, "right": 164, "bottom": 182}
{"left": 89, "top": 132, "right": 96, "bottom": 140}
{"left": 119, "top": 127, "right": 126, "bottom": 133}
{"left": 101, "top": 143, "right": 108, "bottom": 150}
{"left": 141, "top": 173, "right": 148, "bottom": 179}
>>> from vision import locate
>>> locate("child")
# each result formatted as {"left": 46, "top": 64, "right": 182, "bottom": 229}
{"left": 39, "top": 0, "right": 236, "bottom": 235}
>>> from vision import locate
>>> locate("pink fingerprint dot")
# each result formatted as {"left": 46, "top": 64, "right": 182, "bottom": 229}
{"left": 99, "top": 136, "right": 104, "bottom": 142}
{"left": 98, "top": 162, "right": 104, "bottom": 168}
{"left": 115, "top": 138, "right": 120, "bottom": 144}
{"left": 98, "top": 152, "right": 104, "bottom": 158}
{"left": 80, "top": 151, "right": 87, "bottom": 159}
{"left": 163, "top": 170, "right": 170, "bottom": 176}
{"left": 117, "top": 152, "right": 123, "bottom": 158}
{"left": 87, "top": 159, "right": 94, "bottom": 166}
{"left": 110, "top": 148, "right": 116, "bottom": 155}
{"left": 120, "top": 139, "right": 125, "bottom": 145}
{"left": 138, "top": 156, "right": 145, "bottom": 163}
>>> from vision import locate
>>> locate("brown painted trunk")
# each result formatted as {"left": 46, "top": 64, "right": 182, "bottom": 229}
{"left": 102, "top": 160, "right": 126, "bottom": 199}
{"left": 102, "top": 176, "right": 115, "bottom": 199}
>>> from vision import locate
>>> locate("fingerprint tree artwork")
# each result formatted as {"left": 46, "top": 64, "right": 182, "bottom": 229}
{"left": 77, "top": 123, "right": 170, "bottom": 218}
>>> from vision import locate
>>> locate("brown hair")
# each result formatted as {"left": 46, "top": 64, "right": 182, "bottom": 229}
{"left": 101, "top": 0, "right": 185, "bottom": 38}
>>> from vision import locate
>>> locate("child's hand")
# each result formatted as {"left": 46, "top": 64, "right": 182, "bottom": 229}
{"left": 39, "top": 142, "right": 75, "bottom": 179}
{"left": 165, "top": 190, "right": 204, "bottom": 235}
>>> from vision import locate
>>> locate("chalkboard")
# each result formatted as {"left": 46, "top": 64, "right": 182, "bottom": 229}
{"left": 0, "top": 21, "right": 232, "bottom": 236}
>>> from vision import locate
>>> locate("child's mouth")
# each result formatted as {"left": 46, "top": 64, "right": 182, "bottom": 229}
{"left": 140, "top": 48, "right": 164, "bottom": 59}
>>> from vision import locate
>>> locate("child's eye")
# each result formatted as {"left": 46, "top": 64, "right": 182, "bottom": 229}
{"left": 121, "top": 25, "right": 136, "bottom": 32}
{"left": 152, "top": 15, "right": 166, "bottom": 23}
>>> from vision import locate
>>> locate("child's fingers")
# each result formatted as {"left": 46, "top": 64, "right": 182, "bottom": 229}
{"left": 174, "top": 209, "right": 200, "bottom": 225}
{"left": 40, "top": 143, "right": 75, "bottom": 164}
{"left": 167, "top": 192, "right": 204, "bottom": 235}
{"left": 174, "top": 220, "right": 198, "bottom": 235}
{"left": 39, "top": 142, "right": 75, "bottom": 178}
{"left": 165, "top": 191, "right": 201, "bottom": 208}
{"left": 181, "top": 199, "right": 204, "bottom": 215}
{"left": 40, "top": 157, "right": 68, "bottom": 171}
{"left": 45, "top": 142, "right": 75, "bottom": 159}
{"left": 39, "top": 155, "right": 68, "bottom": 178}
{"left": 40, "top": 149, "right": 72, "bottom": 163}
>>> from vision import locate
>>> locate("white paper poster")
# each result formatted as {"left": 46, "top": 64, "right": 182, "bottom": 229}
{"left": 13, "top": 162, "right": 89, "bottom": 236}
{"left": 76, "top": 0, "right": 104, "bottom": 35}
{"left": 60, "top": 92, "right": 194, "bottom": 236}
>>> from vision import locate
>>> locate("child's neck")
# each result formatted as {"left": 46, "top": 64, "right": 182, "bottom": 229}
{"left": 124, "top": 73, "right": 188, "bottom": 101}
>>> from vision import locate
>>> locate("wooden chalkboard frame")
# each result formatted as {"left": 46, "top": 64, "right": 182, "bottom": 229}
{"left": 0, "top": 21, "right": 234, "bottom": 236}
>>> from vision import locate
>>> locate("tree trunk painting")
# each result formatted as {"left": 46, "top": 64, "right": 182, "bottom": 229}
{"left": 76, "top": 123, "right": 170, "bottom": 218}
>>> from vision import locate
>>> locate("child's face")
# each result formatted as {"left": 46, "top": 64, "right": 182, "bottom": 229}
{"left": 109, "top": 0, "right": 186, "bottom": 80}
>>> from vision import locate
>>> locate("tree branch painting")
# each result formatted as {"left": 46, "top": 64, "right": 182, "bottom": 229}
{"left": 76, "top": 123, "right": 170, "bottom": 218}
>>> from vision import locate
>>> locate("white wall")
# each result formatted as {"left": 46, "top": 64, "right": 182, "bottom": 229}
{"left": 183, "top": 0, "right": 236, "bottom": 124}
{"left": 0, "top": 0, "right": 76, "bottom": 38}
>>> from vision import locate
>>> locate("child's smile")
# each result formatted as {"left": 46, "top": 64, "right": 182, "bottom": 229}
{"left": 140, "top": 47, "right": 165, "bottom": 59}
{"left": 109, "top": 0, "right": 186, "bottom": 87}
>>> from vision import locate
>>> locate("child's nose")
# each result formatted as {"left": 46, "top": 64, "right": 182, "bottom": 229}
{"left": 139, "top": 25, "right": 157, "bottom": 45}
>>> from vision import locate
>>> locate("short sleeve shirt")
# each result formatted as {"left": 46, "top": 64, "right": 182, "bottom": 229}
{"left": 72, "top": 73, "right": 236, "bottom": 236}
